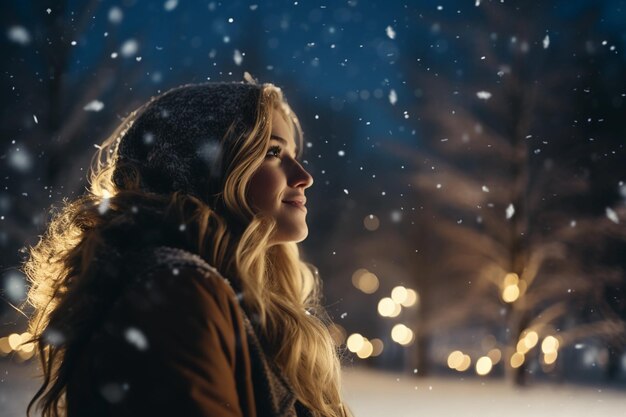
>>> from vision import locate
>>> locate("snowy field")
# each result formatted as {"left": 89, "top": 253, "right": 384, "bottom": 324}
{"left": 2, "top": 361, "right": 625, "bottom": 416}
{"left": 342, "top": 367, "right": 626, "bottom": 417}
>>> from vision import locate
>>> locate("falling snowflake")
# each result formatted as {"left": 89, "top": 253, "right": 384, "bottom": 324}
{"left": 108, "top": 6, "right": 123, "bottom": 24}
{"left": 98, "top": 190, "right": 111, "bottom": 215}
{"left": 475, "top": 0, "right": 481, "bottom": 5}
{"left": 7, "top": 26, "right": 31, "bottom": 45}
{"left": 543, "top": 34, "right": 550, "bottom": 49}
{"left": 83, "top": 100, "right": 104, "bottom": 112}
{"left": 33, "top": 114, "right": 38, "bottom": 124}
{"left": 9, "top": 146, "right": 33, "bottom": 173}
{"left": 43, "top": 328, "right": 66, "bottom": 346}
{"left": 619, "top": 181, "right": 626, "bottom": 199}
{"left": 164, "top": 0, "right": 178, "bottom": 11}
{"left": 137, "top": 133, "right": 153, "bottom": 147}
{"left": 197, "top": 141, "right": 222, "bottom": 176}
{"left": 390, "top": 210, "right": 402, "bottom": 223}
{"left": 3, "top": 271, "right": 27, "bottom": 303}
{"left": 389, "top": 89, "right": 397, "bottom": 105}
{"left": 120, "top": 39, "right": 139, "bottom": 57}
{"left": 476, "top": 91, "right": 492, "bottom": 100}
{"left": 124, "top": 327, "right": 149, "bottom": 351}
{"left": 386, "top": 25, "right": 396, "bottom": 40}
{"left": 505, "top": 203, "right": 515, "bottom": 219}
{"left": 343, "top": 189, "right": 349, "bottom": 195}
{"left": 606, "top": 207, "right": 619, "bottom": 224}
{"left": 233, "top": 49, "right": 243, "bottom": 65}
{"left": 481, "top": 185, "right": 490, "bottom": 192}
{"left": 100, "top": 382, "right": 129, "bottom": 404}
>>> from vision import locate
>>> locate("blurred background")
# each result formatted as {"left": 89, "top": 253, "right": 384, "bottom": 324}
{"left": 1, "top": 0, "right": 625, "bottom": 415}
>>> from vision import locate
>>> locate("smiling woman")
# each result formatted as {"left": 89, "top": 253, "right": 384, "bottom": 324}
{"left": 248, "top": 110, "right": 314, "bottom": 245}
{"left": 20, "top": 78, "right": 353, "bottom": 417}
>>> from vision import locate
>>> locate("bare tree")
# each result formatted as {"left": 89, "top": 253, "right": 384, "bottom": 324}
{"left": 384, "top": 2, "right": 626, "bottom": 384}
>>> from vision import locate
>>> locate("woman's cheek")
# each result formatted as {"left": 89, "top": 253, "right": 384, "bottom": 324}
{"left": 248, "top": 165, "right": 282, "bottom": 212}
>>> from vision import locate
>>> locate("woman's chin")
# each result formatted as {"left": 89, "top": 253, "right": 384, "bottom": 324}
{"left": 269, "top": 225, "right": 309, "bottom": 245}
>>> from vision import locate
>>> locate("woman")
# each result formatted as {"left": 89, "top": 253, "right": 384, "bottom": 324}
{"left": 22, "top": 78, "right": 353, "bottom": 417}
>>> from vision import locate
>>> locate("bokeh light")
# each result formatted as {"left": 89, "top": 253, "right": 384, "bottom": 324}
{"left": 363, "top": 214, "right": 380, "bottom": 231}
{"left": 391, "top": 324, "right": 414, "bottom": 345}
{"left": 401, "top": 289, "right": 419, "bottom": 307}
{"left": 510, "top": 352, "right": 525, "bottom": 368}
{"left": 475, "top": 356, "right": 493, "bottom": 376}
{"left": 390, "top": 286, "right": 408, "bottom": 304}
{"left": 352, "top": 269, "right": 380, "bottom": 294}
{"left": 8, "top": 333, "right": 22, "bottom": 350}
{"left": 356, "top": 338, "right": 374, "bottom": 359}
{"left": 370, "top": 338, "right": 384, "bottom": 357}
{"left": 503, "top": 272, "right": 519, "bottom": 286}
{"left": 351, "top": 268, "right": 368, "bottom": 288}
{"left": 516, "top": 339, "right": 530, "bottom": 354}
{"left": 0, "top": 337, "right": 13, "bottom": 356}
{"left": 347, "top": 333, "right": 365, "bottom": 353}
{"left": 523, "top": 331, "right": 539, "bottom": 350}
{"left": 457, "top": 354, "right": 472, "bottom": 372}
{"left": 502, "top": 284, "right": 520, "bottom": 303}
{"left": 359, "top": 272, "right": 380, "bottom": 294}
{"left": 487, "top": 348, "right": 502, "bottom": 364}
{"left": 542, "top": 336, "right": 560, "bottom": 354}
{"left": 378, "top": 297, "right": 401, "bottom": 317}
{"left": 447, "top": 350, "right": 464, "bottom": 369}
{"left": 544, "top": 350, "right": 559, "bottom": 365}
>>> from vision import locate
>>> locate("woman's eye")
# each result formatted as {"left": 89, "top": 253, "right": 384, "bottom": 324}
{"left": 266, "top": 146, "right": 282, "bottom": 158}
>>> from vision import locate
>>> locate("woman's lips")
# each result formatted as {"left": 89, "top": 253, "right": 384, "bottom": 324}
{"left": 282, "top": 200, "right": 307, "bottom": 213}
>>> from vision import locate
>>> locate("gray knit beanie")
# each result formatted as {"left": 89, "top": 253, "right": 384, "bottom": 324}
{"left": 112, "top": 82, "right": 264, "bottom": 203}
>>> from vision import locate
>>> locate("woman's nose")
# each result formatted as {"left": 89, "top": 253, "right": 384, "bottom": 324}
{"left": 290, "top": 161, "right": 314, "bottom": 189}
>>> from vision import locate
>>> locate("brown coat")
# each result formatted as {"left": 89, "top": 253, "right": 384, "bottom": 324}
{"left": 66, "top": 246, "right": 312, "bottom": 417}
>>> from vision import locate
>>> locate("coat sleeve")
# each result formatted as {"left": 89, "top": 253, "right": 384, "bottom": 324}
{"left": 88, "top": 264, "right": 250, "bottom": 417}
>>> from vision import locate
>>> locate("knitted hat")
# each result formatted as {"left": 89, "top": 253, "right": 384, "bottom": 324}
{"left": 112, "top": 82, "right": 264, "bottom": 203}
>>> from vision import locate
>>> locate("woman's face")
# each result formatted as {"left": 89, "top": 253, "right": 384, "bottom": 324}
{"left": 247, "top": 110, "right": 314, "bottom": 245}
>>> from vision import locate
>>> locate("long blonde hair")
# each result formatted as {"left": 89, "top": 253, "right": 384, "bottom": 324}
{"left": 22, "top": 82, "right": 352, "bottom": 417}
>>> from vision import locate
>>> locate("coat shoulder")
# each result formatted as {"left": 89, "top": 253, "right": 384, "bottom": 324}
{"left": 128, "top": 246, "right": 241, "bottom": 302}
{"left": 66, "top": 245, "right": 253, "bottom": 415}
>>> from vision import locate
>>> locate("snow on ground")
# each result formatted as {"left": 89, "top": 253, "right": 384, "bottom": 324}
{"left": 2, "top": 361, "right": 625, "bottom": 416}
{"left": 342, "top": 366, "right": 626, "bottom": 417}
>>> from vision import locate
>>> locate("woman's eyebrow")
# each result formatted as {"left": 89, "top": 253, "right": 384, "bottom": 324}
{"left": 270, "top": 134, "right": 299, "bottom": 156}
